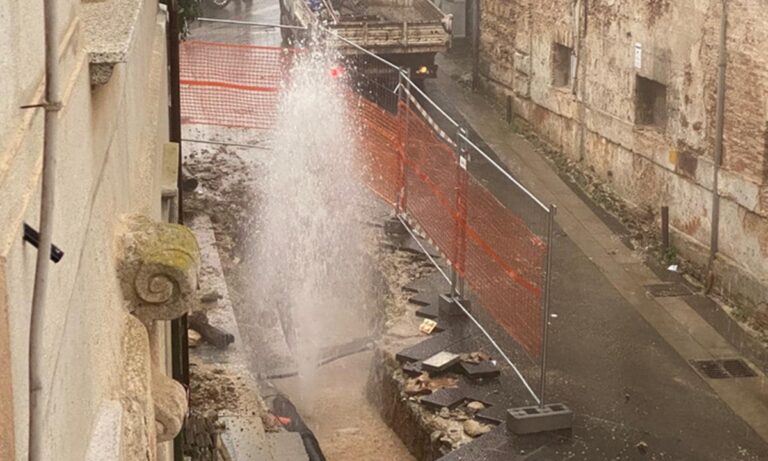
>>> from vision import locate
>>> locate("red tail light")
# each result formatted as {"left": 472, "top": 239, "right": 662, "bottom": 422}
{"left": 329, "top": 66, "right": 345, "bottom": 78}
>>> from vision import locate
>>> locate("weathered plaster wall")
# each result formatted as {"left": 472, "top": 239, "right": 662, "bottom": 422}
{"left": 478, "top": 0, "right": 768, "bottom": 306}
{"left": 0, "top": 0, "right": 173, "bottom": 459}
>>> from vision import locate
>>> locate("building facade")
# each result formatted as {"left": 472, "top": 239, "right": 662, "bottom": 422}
{"left": 0, "top": 0, "right": 197, "bottom": 459}
{"left": 477, "top": 0, "right": 768, "bottom": 308}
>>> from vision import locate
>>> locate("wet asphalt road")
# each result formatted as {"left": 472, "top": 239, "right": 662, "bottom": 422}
{"left": 190, "top": 0, "right": 282, "bottom": 45}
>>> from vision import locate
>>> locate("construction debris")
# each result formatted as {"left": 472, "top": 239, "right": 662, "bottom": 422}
{"left": 459, "top": 352, "right": 491, "bottom": 364}
{"left": 466, "top": 401, "right": 486, "bottom": 414}
{"left": 419, "top": 318, "right": 438, "bottom": 335}
{"left": 404, "top": 372, "right": 459, "bottom": 396}
{"left": 462, "top": 420, "right": 491, "bottom": 438}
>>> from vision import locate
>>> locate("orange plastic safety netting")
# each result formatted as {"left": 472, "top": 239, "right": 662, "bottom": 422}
{"left": 347, "top": 94, "right": 402, "bottom": 207}
{"left": 398, "top": 99, "right": 547, "bottom": 357}
{"left": 180, "top": 41, "right": 289, "bottom": 129}
{"left": 180, "top": 41, "right": 548, "bottom": 359}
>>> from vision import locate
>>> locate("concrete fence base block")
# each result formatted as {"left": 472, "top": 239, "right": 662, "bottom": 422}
{"left": 506, "top": 404, "right": 573, "bottom": 435}
{"left": 438, "top": 294, "right": 471, "bottom": 317}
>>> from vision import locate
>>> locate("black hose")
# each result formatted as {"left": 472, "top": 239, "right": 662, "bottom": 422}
{"left": 262, "top": 336, "right": 374, "bottom": 380}
{"left": 272, "top": 394, "right": 327, "bottom": 461}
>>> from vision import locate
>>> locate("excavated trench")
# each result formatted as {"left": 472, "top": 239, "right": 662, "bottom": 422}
{"left": 182, "top": 130, "right": 479, "bottom": 461}
{"left": 180, "top": 29, "right": 477, "bottom": 460}
{"left": 185, "top": 128, "right": 456, "bottom": 461}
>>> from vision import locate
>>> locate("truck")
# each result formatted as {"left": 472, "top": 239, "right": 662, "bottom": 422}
{"left": 279, "top": 0, "right": 453, "bottom": 80}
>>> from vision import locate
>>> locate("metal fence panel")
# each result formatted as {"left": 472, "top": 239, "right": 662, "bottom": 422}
{"left": 179, "top": 35, "right": 556, "bottom": 402}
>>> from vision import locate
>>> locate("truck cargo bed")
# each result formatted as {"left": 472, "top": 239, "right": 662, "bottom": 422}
{"left": 281, "top": 0, "right": 451, "bottom": 75}
{"left": 336, "top": 0, "right": 444, "bottom": 23}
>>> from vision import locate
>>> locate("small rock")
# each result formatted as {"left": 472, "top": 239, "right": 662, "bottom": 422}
{"left": 457, "top": 73, "right": 473, "bottom": 86}
{"left": 460, "top": 351, "right": 491, "bottom": 364}
{"left": 438, "top": 407, "right": 451, "bottom": 418}
{"left": 336, "top": 427, "right": 360, "bottom": 435}
{"left": 188, "top": 329, "right": 202, "bottom": 348}
{"left": 201, "top": 291, "right": 221, "bottom": 303}
{"left": 463, "top": 420, "right": 491, "bottom": 437}
{"left": 446, "top": 424, "right": 464, "bottom": 443}
{"left": 636, "top": 441, "right": 648, "bottom": 454}
{"left": 466, "top": 401, "right": 486, "bottom": 414}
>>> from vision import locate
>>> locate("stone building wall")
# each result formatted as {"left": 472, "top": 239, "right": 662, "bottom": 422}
{"left": 477, "top": 0, "right": 768, "bottom": 307}
{"left": 0, "top": 1, "right": 195, "bottom": 459}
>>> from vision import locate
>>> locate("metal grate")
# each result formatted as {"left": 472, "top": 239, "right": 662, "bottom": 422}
{"left": 721, "top": 359, "right": 758, "bottom": 378}
{"left": 690, "top": 359, "right": 757, "bottom": 379}
{"left": 645, "top": 283, "right": 692, "bottom": 298}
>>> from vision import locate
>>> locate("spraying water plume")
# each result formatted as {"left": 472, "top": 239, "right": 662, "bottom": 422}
{"left": 254, "top": 45, "right": 374, "bottom": 394}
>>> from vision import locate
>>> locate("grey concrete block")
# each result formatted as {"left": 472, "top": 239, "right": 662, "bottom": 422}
{"left": 506, "top": 403, "right": 573, "bottom": 435}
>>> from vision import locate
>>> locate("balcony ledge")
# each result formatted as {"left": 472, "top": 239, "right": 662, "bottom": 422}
{"left": 81, "top": 0, "right": 144, "bottom": 85}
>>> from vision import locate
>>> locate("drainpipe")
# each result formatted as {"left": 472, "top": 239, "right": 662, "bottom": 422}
{"left": 29, "top": 0, "right": 61, "bottom": 459}
{"left": 708, "top": 0, "right": 728, "bottom": 279}
{"left": 164, "top": 2, "right": 189, "bottom": 460}
{"left": 574, "top": 0, "right": 587, "bottom": 161}
{"left": 470, "top": 0, "right": 480, "bottom": 90}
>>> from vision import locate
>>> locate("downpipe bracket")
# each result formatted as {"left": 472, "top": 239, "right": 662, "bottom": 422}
{"left": 23, "top": 223, "right": 64, "bottom": 263}
{"left": 19, "top": 100, "right": 62, "bottom": 111}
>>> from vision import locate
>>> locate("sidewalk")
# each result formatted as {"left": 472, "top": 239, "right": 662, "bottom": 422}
{"left": 428, "top": 52, "right": 768, "bottom": 460}
{"left": 188, "top": 215, "right": 308, "bottom": 461}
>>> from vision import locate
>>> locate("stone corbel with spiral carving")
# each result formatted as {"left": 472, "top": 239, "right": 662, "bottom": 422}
{"left": 118, "top": 215, "right": 200, "bottom": 322}
{"left": 117, "top": 214, "right": 201, "bottom": 444}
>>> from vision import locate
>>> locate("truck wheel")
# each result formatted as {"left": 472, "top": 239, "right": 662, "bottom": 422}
{"left": 209, "top": 0, "right": 231, "bottom": 8}
{"left": 280, "top": 8, "right": 293, "bottom": 45}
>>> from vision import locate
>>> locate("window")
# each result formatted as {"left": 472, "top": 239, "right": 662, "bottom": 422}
{"left": 635, "top": 75, "right": 667, "bottom": 128}
{"left": 551, "top": 43, "right": 573, "bottom": 88}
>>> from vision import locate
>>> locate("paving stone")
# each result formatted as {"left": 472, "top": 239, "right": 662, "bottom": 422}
{"left": 409, "top": 296, "right": 432, "bottom": 307}
{"left": 396, "top": 333, "right": 454, "bottom": 363}
{"left": 415, "top": 303, "right": 439, "bottom": 319}
{"left": 421, "top": 387, "right": 470, "bottom": 410}
{"left": 459, "top": 360, "right": 501, "bottom": 379}
{"left": 476, "top": 405, "right": 508, "bottom": 425}
{"left": 403, "top": 361, "right": 424, "bottom": 377}
{"left": 423, "top": 351, "right": 462, "bottom": 372}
